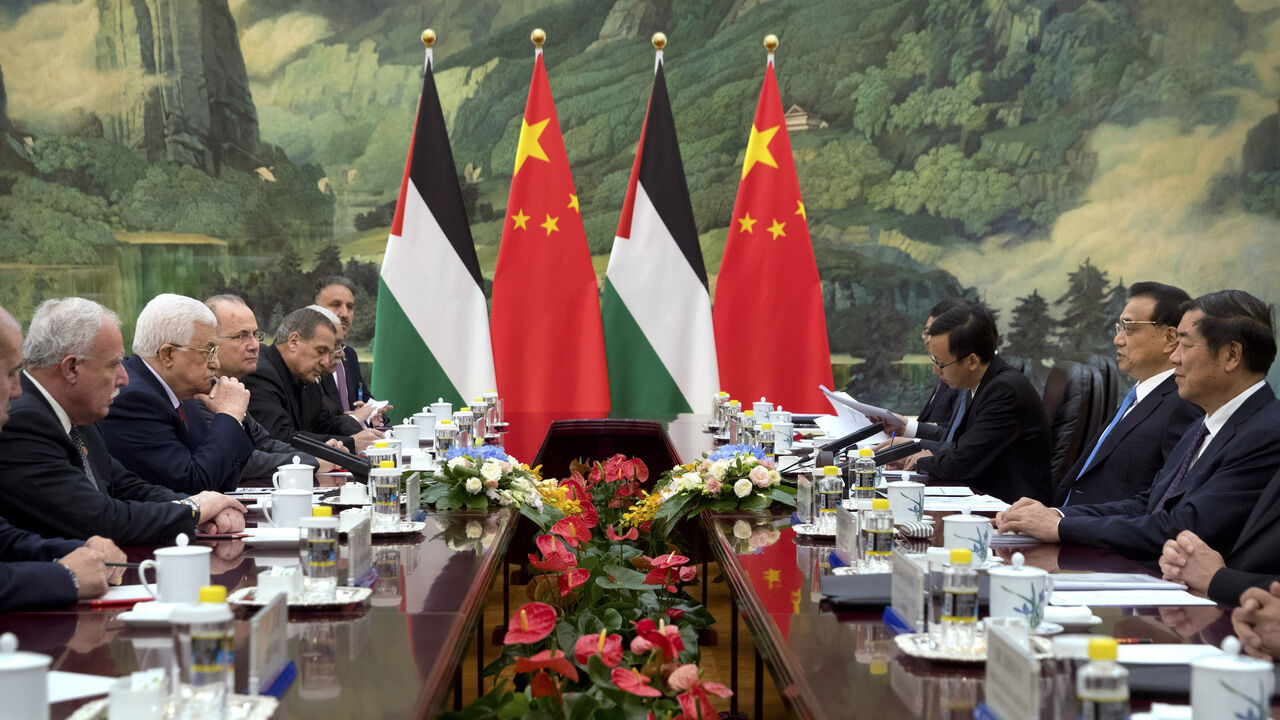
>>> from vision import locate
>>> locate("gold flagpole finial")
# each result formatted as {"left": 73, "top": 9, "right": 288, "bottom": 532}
{"left": 652, "top": 32, "right": 667, "bottom": 51}
{"left": 421, "top": 29, "right": 436, "bottom": 48}
{"left": 763, "top": 34, "right": 779, "bottom": 53}
{"left": 531, "top": 28, "right": 546, "bottom": 49}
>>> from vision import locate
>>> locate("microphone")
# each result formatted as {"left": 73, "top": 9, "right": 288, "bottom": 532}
{"left": 290, "top": 433, "right": 371, "bottom": 480}
{"left": 817, "top": 423, "right": 885, "bottom": 457}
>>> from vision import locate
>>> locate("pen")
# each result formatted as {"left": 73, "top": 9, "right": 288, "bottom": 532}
{"left": 88, "top": 597, "right": 150, "bottom": 609}
{"left": 888, "top": 431, "right": 896, "bottom": 448}
{"left": 195, "top": 533, "right": 250, "bottom": 540}
{"left": 104, "top": 562, "right": 140, "bottom": 569}
{"left": 1114, "top": 638, "right": 1154, "bottom": 644}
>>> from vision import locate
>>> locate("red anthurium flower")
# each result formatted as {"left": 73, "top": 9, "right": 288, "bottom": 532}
{"left": 512, "top": 648, "right": 580, "bottom": 681}
{"left": 606, "top": 524, "right": 639, "bottom": 541}
{"left": 624, "top": 457, "right": 649, "bottom": 482}
{"left": 573, "top": 630, "right": 624, "bottom": 667}
{"left": 503, "top": 602, "right": 557, "bottom": 645}
{"left": 677, "top": 565, "right": 697, "bottom": 583}
{"left": 529, "top": 534, "right": 577, "bottom": 572}
{"left": 611, "top": 666, "right": 662, "bottom": 697}
{"left": 650, "top": 551, "right": 690, "bottom": 569}
{"left": 529, "top": 670, "right": 558, "bottom": 698}
{"left": 670, "top": 663, "right": 732, "bottom": 719}
{"left": 551, "top": 516, "right": 591, "bottom": 548}
{"left": 558, "top": 567, "right": 590, "bottom": 597}
{"left": 634, "top": 618, "right": 684, "bottom": 661}
{"left": 665, "top": 607, "right": 685, "bottom": 621}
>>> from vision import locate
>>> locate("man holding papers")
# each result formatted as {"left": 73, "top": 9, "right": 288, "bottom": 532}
{"left": 995, "top": 290, "right": 1280, "bottom": 561}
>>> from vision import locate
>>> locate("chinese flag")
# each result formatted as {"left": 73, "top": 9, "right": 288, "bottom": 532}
{"left": 490, "top": 50, "right": 611, "bottom": 462}
{"left": 713, "top": 57, "right": 833, "bottom": 412}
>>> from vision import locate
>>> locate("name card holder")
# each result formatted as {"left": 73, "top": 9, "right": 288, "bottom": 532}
{"left": 404, "top": 471, "right": 423, "bottom": 522}
{"left": 983, "top": 617, "right": 1040, "bottom": 720}
{"left": 835, "top": 506, "right": 858, "bottom": 565}
{"left": 345, "top": 515, "right": 373, "bottom": 587}
{"left": 248, "top": 592, "right": 290, "bottom": 697}
{"left": 889, "top": 549, "right": 926, "bottom": 632}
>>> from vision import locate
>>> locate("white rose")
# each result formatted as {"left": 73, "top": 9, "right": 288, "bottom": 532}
{"left": 507, "top": 454, "right": 521, "bottom": 465}
{"left": 497, "top": 490, "right": 514, "bottom": 506}
{"left": 768, "top": 469, "right": 782, "bottom": 485}
{"left": 465, "top": 520, "right": 483, "bottom": 538}
{"left": 448, "top": 457, "right": 470, "bottom": 470}
{"left": 480, "top": 461, "right": 503, "bottom": 482}
{"left": 709, "top": 460, "right": 729, "bottom": 479}
{"left": 464, "top": 477, "right": 483, "bottom": 495}
{"left": 732, "top": 520, "right": 752, "bottom": 540}
{"left": 733, "top": 479, "right": 752, "bottom": 498}
{"left": 680, "top": 472, "right": 703, "bottom": 489}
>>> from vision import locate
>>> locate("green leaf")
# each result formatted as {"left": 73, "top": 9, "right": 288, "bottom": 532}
{"left": 600, "top": 607, "right": 623, "bottom": 631}
{"left": 586, "top": 653, "right": 613, "bottom": 688}
{"left": 769, "top": 486, "right": 798, "bottom": 506}
{"left": 594, "top": 564, "right": 652, "bottom": 591}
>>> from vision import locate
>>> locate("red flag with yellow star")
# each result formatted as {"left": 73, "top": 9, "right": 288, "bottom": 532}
{"left": 490, "top": 50, "right": 610, "bottom": 461}
{"left": 713, "top": 56, "right": 832, "bottom": 412}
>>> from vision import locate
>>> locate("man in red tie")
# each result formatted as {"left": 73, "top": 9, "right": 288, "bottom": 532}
{"left": 99, "top": 294, "right": 254, "bottom": 494}
{"left": 996, "top": 290, "right": 1280, "bottom": 562}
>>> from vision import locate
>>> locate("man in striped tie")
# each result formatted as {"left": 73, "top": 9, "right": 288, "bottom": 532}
{"left": 1053, "top": 282, "right": 1201, "bottom": 506}
{"left": 996, "top": 290, "right": 1280, "bottom": 562}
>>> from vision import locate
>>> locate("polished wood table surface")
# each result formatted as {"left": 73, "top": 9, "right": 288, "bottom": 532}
{"left": 0, "top": 509, "right": 515, "bottom": 720}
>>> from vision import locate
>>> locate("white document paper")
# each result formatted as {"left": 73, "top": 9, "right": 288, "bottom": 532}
{"left": 988, "top": 532, "right": 1042, "bottom": 546}
{"left": 1051, "top": 573, "right": 1186, "bottom": 592}
{"left": 923, "top": 486, "right": 973, "bottom": 497}
{"left": 48, "top": 671, "right": 116, "bottom": 703}
{"left": 78, "top": 584, "right": 153, "bottom": 604}
{"left": 1049, "top": 590, "right": 1216, "bottom": 607}
{"left": 819, "top": 385, "right": 895, "bottom": 420}
{"left": 1116, "top": 644, "right": 1223, "bottom": 665}
{"left": 922, "top": 495, "right": 1010, "bottom": 512}
{"left": 241, "top": 526, "right": 303, "bottom": 546}
{"left": 816, "top": 387, "right": 890, "bottom": 445}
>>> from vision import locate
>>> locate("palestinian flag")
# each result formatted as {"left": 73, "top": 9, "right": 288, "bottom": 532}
{"left": 602, "top": 53, "right": 718, "bottom": 420}
{"left": 373, "top": 46, "right": 495, "bottom": 413}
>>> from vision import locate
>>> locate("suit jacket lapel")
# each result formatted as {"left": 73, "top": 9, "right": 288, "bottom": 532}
{"left": 127, "top": 356, "right": 191, "bottom": 444}
{"left": 1083, "top": 378, "right": 1170, "bottom": 476}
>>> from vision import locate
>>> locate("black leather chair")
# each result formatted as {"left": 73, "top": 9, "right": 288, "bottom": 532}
{"left": 532, "top": 419, "right": 681, "bottom": 481}
{"left": 1042, "top": 361, "right": 1105, "bottom": 490}
{"left": 1083, "top": 353, "right": 1122, "bottom": 421}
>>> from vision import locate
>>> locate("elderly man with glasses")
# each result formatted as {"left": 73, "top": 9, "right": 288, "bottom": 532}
{"left": 99, "top": 294, "right": 254, "bottom": 494}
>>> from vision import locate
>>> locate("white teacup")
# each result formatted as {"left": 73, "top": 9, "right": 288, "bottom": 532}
{"left": 263, "top": 488, "right": 313, "bottom": 528}
{"left": 338, "top": 482, "right": 369, "bottom": 504}
{"left": 430, "top": 400, "right": 452, "bottom": 420}
{"left": 943, "top": 514, "right": 991, "bottom": 564}
{"left": 987, "top": 553, "right": 1053, "bottom": 631}
{"left": 753, "top": 400, "right": 773, "bottom": 419}
{"left": 393, "top": 423, "right": 420, "bottom": 449}
{"left": 1192, "top": 636, "right": 1275, "bottom": 718}
{"left": 139, "top": 544, "right": 212, "bottom": 603}
{"left": 0, "top": 633, "right": 50, "bottom": 720}
{"left": 887, "top": 480, "right": 926, "bottom": 524}
{"left": 773, "top": 422, "right": 794, "bottom": 453}
{"left": 272, "top": 460, "right": 314, "bottom": 490}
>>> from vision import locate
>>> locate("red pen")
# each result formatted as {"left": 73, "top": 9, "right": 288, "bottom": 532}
{"left": 1114, "top": 638, "right": 1154, "bottom": 644}
{"left": 87, "top": 597, "right": 154, "bottom": 609}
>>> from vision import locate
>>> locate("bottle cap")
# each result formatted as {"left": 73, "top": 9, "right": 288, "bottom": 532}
{"left": 761, "top": 423, "right": 772, "bottom": 430}
{"left": 1088, "top": 637, "right": 1117, "bottom": 661}
{"left": 380, "top": 460, "right": 394, "bottom": 468}
{"left": 823, "top": 465, "right": 839, "bottom": 475}
{"left": 199, "top": 585, "right": 227, "bottom": 604}
{"left": 859, "top": 448, "right": 873, "bottom": 457}
{"left": 312, "top": 506, "right": 333, "bottom": 517}
{"left": 375, "top": 441, "right": 388, "bottom": 448}
{"left": 872, "top": 498, "right": 889, "bottom": 511}
{"left": 949, "top": 548, "right": 972, "bottom": 565}
{"left": 743, "top": 410, "right": 754, "bottom": 417}
{"left": 729, "top": 400, "right": 740, "bottom": 406}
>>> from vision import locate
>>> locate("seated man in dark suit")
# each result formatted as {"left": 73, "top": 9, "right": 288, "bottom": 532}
{"left": 0, "top": 304, "right": 122, "bottom": 611}
{"left": 1159, "top": 463, "right": 1280, "bottom": 605}
{"left": 0, "top": 298, "right": 246, "bottom": 546}
{"left": 243, "top": 307, "right": 382, "bottom": 451}
{"left": 867, "top": 298, "right": 968, "bottom": 442}
{"left": 313, "top": 277, "right": 366, "bottom": 412}
{"left": 98, "top": 294, "right": 254, "bottom": 494}
{"left": 204, "top": 294, "right": 336, "bottom": 482}
{"left": 896, "top": 301, "right": 1053, "bottom": 503}
{"left": 307, "top": 304, "right": 388, "bottom": 427}
{"left": 996, "top": 290, "right": 1280, "bottom": 561}
{"left": 1055, "top": 281, "right": 1201, "bottom": 506}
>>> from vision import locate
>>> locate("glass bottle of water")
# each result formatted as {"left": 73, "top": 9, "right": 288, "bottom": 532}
{"left": 453, "top": 408, "right": 475, "bottom": 449}
{"left": 852, "top": 448, "right": 877, "bottom": 504}
{"left": 435, "top": 419, "right": 456, "bottom": 455}
{"left": 740, "top": 410, "right": 756, "bottom": 445}
{"left": 816, "top": 465, "right": 842, "bottom": 532}
{"left": 725, "top": 400, "right": 741, "bottom": 443}
{"left": 370, "top": 461, "right": 401, "bottom": 532}
{"left": 300, "top": 507, "right": 339, "bottom": 601}
{"left": 942, "top": 548, "right": 978, "bottom": 653}
{"left": 759, "top": 422, "right": 775, "bottom": 459}
{"left": 861, "top": 498, "right": 893, "bottom": 572}
{"left": 172, "top": 585, "right": 234, "bottom": 720}
{"left": 925, "top": 547, "right": 951, "bottom": 648}
{"left": 1078, "top": 637, "right": 1129, "bottom": 719}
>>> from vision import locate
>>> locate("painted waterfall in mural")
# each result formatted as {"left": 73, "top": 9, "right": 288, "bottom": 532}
{"left": 1, "top": 0, "right": 1278, "bottom": 408}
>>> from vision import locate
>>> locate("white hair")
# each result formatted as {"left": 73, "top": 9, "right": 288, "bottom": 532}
{"left": 24, "top": 298, "right": 120, "bottom": 370}
{"left": 305, "top": 304, "right": 340, "bottom": 327}
{"left": 132, "top": 294, "right": 217, "bottom": 357}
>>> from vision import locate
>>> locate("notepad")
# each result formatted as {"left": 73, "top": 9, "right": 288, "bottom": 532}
{"left": 1051, "top": 573, "right": 1186, "bottom": 591}
{"left": 1049, "top": 590, "right": 1215, "bottom": 607}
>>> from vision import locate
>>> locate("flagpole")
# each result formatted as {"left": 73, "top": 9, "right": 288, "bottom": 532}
{"left": 764, "top": 33, "right": 777, "bottom": 68}
{"left": 531, "top": 27, "right": 545, "bottom": 59}
{"left": 421, "top": 28, "right": 435, "bottom": 70}
{"left": 652, "top": 32, "right": 665, "bottom": 74}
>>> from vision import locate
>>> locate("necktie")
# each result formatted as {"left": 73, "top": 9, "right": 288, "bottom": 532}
{"left": 68, "top": 426, "right": 100, "bottom": 492}
{"left": 1151, "top": 420, "right": 1210, "bottom": 512}
{"left": 1062, "top": 386, "right": 1138, "bottom": 507}
{"left": 176, "top": 403, "right": 188, "bottom": 430}
{"left": 334, "top": 359, "right": 350, "bottom": 411}
{"left": 945, "top": 391, "right": 968, "bottom": 443}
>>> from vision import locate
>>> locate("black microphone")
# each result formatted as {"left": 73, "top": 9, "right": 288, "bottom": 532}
{"left": 817, "top": 423, "right": 885, "bottom": 457}
{"left": 290, "top": 433, "right": 371, "bottom": 480}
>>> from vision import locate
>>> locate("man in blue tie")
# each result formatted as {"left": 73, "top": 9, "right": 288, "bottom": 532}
{"left": 995, "top": 290, "right": 1280, "bottom": 561}
{"left": 1053, "top": 282, "right": 1201, "bottom": 506}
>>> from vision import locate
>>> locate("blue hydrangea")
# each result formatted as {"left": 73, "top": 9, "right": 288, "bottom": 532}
{"left": 445, "top": 445, "right": 508, "bottom": 461}
{"left": 708, "top": 444, "right": 765, "bottom": 461}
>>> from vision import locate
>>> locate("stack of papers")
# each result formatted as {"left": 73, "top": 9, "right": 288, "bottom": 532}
{"left": 922, "top": 495, "right": 1010, "bottom": 512}
{"left": 817, "top": 386, "right": 890, "bottom": 444}
{"left": 1052, "top": 573, "right": 1185, "bottom": 591}
{"left": 1050, "top": 590, "right": 1215, "bottom": 607}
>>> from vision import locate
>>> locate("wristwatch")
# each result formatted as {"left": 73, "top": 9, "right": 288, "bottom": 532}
{"left": 55, "top": 560, "right": 78, "bottom": 593}
{"left": 175, "top": 497, "right": 200, "bottom": 519}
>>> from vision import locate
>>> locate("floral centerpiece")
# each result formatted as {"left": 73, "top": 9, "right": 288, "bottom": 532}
{"left": 422, "top": 445, "right": 563, "bottom": 525}
{"left": 631, "top": 445, "right": 796, "bottom": 536}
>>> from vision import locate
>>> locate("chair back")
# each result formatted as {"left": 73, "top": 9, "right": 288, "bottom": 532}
{"left": 532, "top": 419, "right": 681, "bottom": 481}
{"left": 1042, "top": 361, "right": 1104, "bottom": 490}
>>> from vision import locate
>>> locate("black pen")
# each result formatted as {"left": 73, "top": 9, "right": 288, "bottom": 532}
{"left": 104, "top": 562, "right": 140, "bottom": 569}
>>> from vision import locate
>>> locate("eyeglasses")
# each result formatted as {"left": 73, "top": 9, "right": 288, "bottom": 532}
{"left": 171, "top": 344, "right": 219, "bottom": 363}
{"left": 930, "top": 355, "right": 962, "bottom": 370}
{"left": 1114, "top": 319, "right": 1164, "bottom": 336}
{"left": 331, "top": 343, "right": 347, "bottom": 360}
{"left": 219, "top": 330, "right": 264, "bottom": 344}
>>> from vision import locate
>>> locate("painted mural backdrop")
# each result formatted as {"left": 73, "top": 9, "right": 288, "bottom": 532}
{"left": 1, "top": 0, "right": 1278, "bottom": 410}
